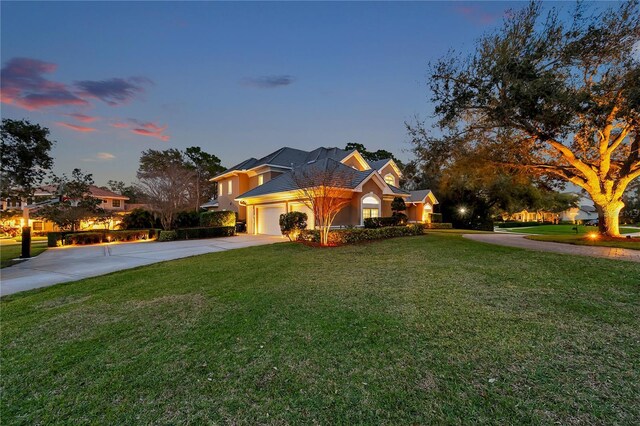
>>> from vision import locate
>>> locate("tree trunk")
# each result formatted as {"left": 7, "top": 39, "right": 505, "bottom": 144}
{"left": 595, "top": 199, "right": 624, "bottom": 237}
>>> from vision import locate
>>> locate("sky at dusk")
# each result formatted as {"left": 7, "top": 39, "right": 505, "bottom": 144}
{"left": 1, "top": 1, "right": 534, "bottom": 185}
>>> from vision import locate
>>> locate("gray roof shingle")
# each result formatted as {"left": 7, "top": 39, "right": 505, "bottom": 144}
{"left": 367, "top": 159, "right": 392, "bottom": 170}
{"left": 214, "top": 147, "right": 354, "bottom": 179}
{"left": 408, "top": 189, "right": 433, "bottom": 203}
{"left": 237, "top": 158, "right": 373, "bottom": 199}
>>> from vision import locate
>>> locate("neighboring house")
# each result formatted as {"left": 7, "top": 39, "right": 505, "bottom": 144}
{"left": 502, "top": 195, "right": 598, "bottom": 224}
{"left": 206, "top": 146, "right": 438, "bottom": 236}
{"left": 1, "top": 185, "right": 130, "bottom": 233}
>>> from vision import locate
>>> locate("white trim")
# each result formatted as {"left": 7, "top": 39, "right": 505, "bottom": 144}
{"left": 341, "top": 151, "right": 372, "bottom": 171}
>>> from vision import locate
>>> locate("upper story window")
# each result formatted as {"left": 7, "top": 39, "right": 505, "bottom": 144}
{"left": 258, "top": 174, "right": 264, "bottom": 186}
{"left": 228, "top": 180, "right": 233, "bottom": 195}
{"left": 384, "top": 174, "right": 395, "bottom": 186}
{"left": 112, "top": 199, "right": 121, "bottom": 208}
{"left": 218, "top": 182, "right": 222, "bottom": 197}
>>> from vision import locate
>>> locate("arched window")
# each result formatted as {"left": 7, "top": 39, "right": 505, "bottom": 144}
{"left": 361, "top": 193, "right": 380, "bottom": 223}
{"left": 384, "top": 174, "right": 395, "bottom": 186}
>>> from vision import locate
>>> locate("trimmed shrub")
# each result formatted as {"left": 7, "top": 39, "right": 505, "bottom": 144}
{"left": 174, "top": 226, "right": 235, "bottom": 240}
{"left": 64, "top": 232, "right": 104, "bottom": 245}
{"left": 51, "top": 229, "right": 161, "bottom": 246}
{"left": 158, "top": 230, "right": 178, "bottom": 242}
{"left": 299, "top": 224, "right": 425, "bottom": 245}
{"left": 425, "top": 223, "right": 454, "bottom": 229}
{"left": 279, "top": 212, "right": 308, "bottom": 240}
{"left": 48, "top": 232, "right": 64, "bottom": 247}
{"left": 175, "top": 210, "right": 201, "bottom": 228}
{"left": 364, "top": 215, "right": 406, "bottom": 229}
{"left": 200, "top": 211, "right": 236, "bottom": 227}
{"left": 496, "top": 221, "right": 542, "bottom": 228}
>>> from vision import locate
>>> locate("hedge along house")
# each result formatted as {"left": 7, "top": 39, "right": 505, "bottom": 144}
{"left": 207, "top": 147, "right": 438, "bottom": 236}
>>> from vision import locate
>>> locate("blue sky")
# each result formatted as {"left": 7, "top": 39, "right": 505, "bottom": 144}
{"left": 1, "top": 1, "right": 527, "bottom": 185}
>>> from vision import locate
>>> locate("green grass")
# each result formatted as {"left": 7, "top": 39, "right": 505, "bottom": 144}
{"left": 504, "top": 224, "right": 637, "bottom": 235}
{"left": 527, "top": 234, "right": 640, "bottom": 250}
{"left": 0, "top": 241, "right": 47, "bottom": 268}
{"left": 2, "top": 235, "right": 639, "bottom": 424}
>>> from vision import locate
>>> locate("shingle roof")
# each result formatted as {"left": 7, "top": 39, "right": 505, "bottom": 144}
{"left": 408, "top": 189, "right": 433, "bottom": 203}
{"left": 89, "top": 185, "right": 129, "bottom": 200}
{"left": 200, "top": 199, "right": 219, "bottom": 209}
{"left": 214, "top": 147, "right": 354, "bottom": 179}
{"left": 237, "top": 158, "right": 373, "bottom": 199}
{"left": 367, "top": 159, "right": 391, "bottom": 170}
{"left": 387, "top": 184, "right": 410, "bottom": 195}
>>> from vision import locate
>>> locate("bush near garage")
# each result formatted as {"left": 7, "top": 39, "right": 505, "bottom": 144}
{"left": 299, "top": 224, "right": 425, "bottom": 245}
{"left": 200, "top": 211, "right": 236, "bottom": 228}
{"left": 279, "top": 212, "right": 308, "bottom": 241}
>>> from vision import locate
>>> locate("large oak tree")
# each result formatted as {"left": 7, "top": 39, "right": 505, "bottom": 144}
{"left": 428, "top": 1, "right": 639, "bottom": 236}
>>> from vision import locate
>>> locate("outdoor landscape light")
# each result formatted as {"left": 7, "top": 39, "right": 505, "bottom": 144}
{"left": 588, "top": 232, "right": 598, "bottom": 240}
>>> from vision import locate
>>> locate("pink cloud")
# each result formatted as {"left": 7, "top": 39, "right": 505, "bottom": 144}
{"left": 454, "top": 5, "right": 500, "bottom": 25}
{"left": 131, "top": 127, "right": 170, "bottom": 141}
{"left": 1, "top": 57, "right": 152, "bottom": 111}
{"left": 56, "top": 122, "right": 97, "bottom": 132}
{"left": 110, "top": 122, "right": 130, "bottom": 129}
{"left": 66, "top": 113, "right": 98, "bottom": 123}
{"left": 128, "top": 119, "right": 170, "bottom": 141}
{"left": 1, "top": 58, "right": 89, "bottom": 110}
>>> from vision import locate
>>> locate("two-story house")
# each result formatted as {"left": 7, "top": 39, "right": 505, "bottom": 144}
{"left": 1, "top": 185, "right": 130, "bottom": 233}
{"left": 207, "top": 147, "right": 438, "bottom": 235}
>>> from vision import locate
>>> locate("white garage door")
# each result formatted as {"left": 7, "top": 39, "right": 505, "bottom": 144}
{"left": 257, "top": 205, "right": 286, "bottom": 235}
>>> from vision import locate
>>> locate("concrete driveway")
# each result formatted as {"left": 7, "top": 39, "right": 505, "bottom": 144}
{"left": 464, "top": 233, "right": 640, "bottom": 263}
{"left": 0, "top": 235, "right": 284, "bottom": 296}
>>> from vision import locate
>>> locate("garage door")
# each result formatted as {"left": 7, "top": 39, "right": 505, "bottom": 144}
{"left": 257, "top": 205, "right": 286, "bottom": 235}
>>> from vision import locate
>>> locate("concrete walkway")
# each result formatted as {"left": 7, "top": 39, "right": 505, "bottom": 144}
{"left": 0, "top": 235, "right": 284, "bottom": 296}
{"left": 464, "top": 233, "right": 640, "bottom": 263}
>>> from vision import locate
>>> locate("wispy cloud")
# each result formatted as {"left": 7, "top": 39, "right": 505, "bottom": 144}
{"left": 240, "top": 75, "right": 296, "bottom": 89}
{"left": 96, "top": 152, "right": 115, "bottom": 160}
{"left": 56, "top": 122, "right": 97, "bottom": 132}
{"left": 454, "top": 4, "right": 501, "bottom": 26}
{"left": 111, "top": 118, "right": 170, "bottom": 141}
{"left": 74, "top": 77, "right": 152, "bottom": 106}
{"left": 66, "top": 113, "right": 98, "bottom": 123}
{"left": 82, "top": 152, "right": 116, "bottom": 162}
{"left": 0, "top": 58, "right": 88, "bottom": 110}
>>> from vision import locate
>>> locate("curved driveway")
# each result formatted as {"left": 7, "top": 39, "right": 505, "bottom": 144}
{"left": 0, "top": 235, "right": 283, "bottom": 297}
{"left": 463, "top": 233, "right": 640, "bottom": 263}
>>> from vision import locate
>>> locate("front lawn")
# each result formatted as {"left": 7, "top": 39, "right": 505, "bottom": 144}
{"left": 527, "top": 234, "right": 640, "bottom": 250}
{"left": 504, "top": 224, "right": 637, "bottom": 235}
{"left": 0, "top": 241, "right": 47, "bottom": 268}
{"left": 2, "top": 235, "right": 639, "bottom": 424}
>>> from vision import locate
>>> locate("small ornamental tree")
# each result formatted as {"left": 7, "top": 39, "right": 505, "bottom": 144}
{"left": 279, "top": 211, "right": 307, "bottom": 241}
{"left": 391, "top": 196, "right": 408, "bottom": 225}
{"left": 291, "top": 160, "right": 352, "bottom": 246}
